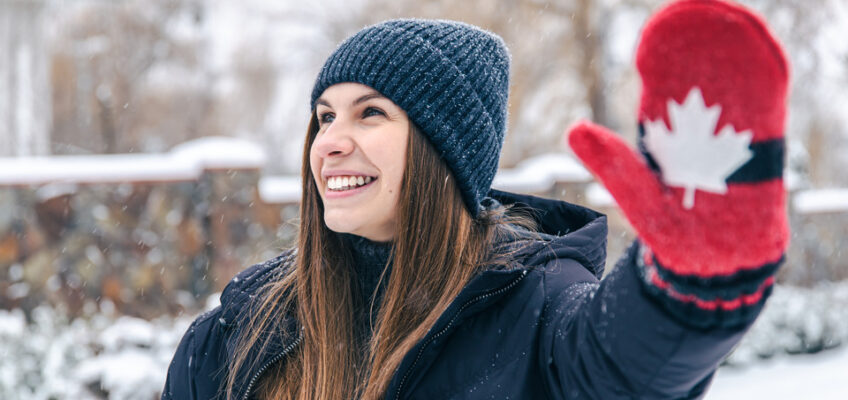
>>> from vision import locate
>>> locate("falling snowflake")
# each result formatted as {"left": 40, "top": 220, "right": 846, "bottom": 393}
{"left": 643, "top": 87, "right": 753, "bottom": 209}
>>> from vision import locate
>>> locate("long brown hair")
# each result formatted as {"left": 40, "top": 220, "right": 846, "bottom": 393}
{"left": 225, "top": 112, "right": 536, "bottom": 400}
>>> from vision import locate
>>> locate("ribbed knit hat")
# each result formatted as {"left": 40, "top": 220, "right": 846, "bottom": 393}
{"left": 310, "top": 19, "right": 511, "bottom": 217}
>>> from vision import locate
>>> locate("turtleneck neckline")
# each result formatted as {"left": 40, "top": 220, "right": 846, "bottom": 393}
{"left": 340, "top": 234, "right": 394, "bottom": 338}
{"left": 342, "top": 233, "right": 393, "bottom": 270}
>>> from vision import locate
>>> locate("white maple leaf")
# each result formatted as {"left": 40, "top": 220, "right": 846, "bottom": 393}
{"left": 643, "top": 87, "right": 753, "bottom": 210}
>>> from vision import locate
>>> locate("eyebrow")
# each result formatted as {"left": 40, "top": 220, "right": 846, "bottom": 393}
{"left": 315, "top": 91, "right": 388, "bottom": 109}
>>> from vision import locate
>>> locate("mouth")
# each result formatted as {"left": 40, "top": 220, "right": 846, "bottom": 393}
{"left": 325, "top": 175, "right": 378, "bottom": 192}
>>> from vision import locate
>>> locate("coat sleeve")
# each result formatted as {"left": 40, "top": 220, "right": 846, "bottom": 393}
{"left": 162, "top": 318, "right": 199, "bottom": 400}
{"left": 161, "top": 308, "right": 223, "bottom": 400}
{"left": 538, "top": 242, "right": 769, "bottom": 399}
{"left": 160, "top": 251, "right": 293, "bottom": 400}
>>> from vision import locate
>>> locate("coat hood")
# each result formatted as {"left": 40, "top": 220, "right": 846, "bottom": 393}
{"left": 487, "top": 189, "right": 607, "bottom": 278}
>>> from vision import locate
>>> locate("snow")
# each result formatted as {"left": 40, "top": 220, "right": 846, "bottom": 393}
{"left": 1, "top": 281, "right": 847, "bottom": 399}
{"left": 492, "top": 153, "right": 591, "bottom": 193}
{"left": 0, "top": 147, "right": 589, "bottom": 203}
{"left": 169, "top": 136, "right": 267, "bottom": 170}
{"left": 16, "top": 43, "right": 34, "bottom": 156}
{"left": 706, "top": 281, "right": 848, "bottom": 398}
{"left": 258, "top": 175, "right": 302, "bottom": 204}
{"left": 0, "top": 136, "right": 266, "bottom": 186}
{"left": 0, "top": 309, "right": 26, "bottom": 337}
{"left": 785, "top": 138, "right": 810, "bottom": 191}
{"left": 142, "top": 61, "right": 205, "bottom": 91}
{"left": 0, "top": 306, "right": 194, "bottom": 399}
{"left": 0, "top": 153, "right": 198, "bottom": 185}
{"left": 265, "top": 151, "right": 591, "bottom": 204}
{"left": 35, "top": 182, "right": 79, "bottom": 201}
{"left": 706, "top": 347, "right": 848, "bottom": 399}
{"left": 75, "top": 349, "right": 164, "bottom": 400}
{"left": 99, "top": 317, "right": 156, "bottom": 351}
{"left": 586, "top": 182, "right": 615, "bottom": 207}
{"left": 793, "top": 188, "right": 848, "bottom": 214}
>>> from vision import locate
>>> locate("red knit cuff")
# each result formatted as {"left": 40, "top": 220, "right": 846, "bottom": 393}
{"left": 633, "top": 241, "right": 781, "bottom": 330}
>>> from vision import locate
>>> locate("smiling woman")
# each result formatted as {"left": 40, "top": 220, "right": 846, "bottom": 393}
{"left": 163, "top": 3, "right": 792, "bottom": 399}
{"left": 310, "top": 83, "right": 410, "bottom": 242}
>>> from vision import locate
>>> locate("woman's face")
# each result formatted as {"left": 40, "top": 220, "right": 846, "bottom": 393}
{"left": 310, "top": 82, "right": 410, "bottom": 242}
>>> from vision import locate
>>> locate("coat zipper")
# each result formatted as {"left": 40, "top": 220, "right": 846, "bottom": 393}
{"left": 241, "top": 329, "right": 304, "bottom": 400}
{"left": 392, "top": 270, "right": 528, "bottom": 400}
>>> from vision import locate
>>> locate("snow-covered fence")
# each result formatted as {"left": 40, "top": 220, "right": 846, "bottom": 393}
{"left": 1, "top": 137, "right": 846, "bottom": 319}
{"left": 0, "top": 142, "right": 613, "bottom": 319}
{"left": 0, "top": 136, "right": 847, "bottom": 398}
{"left": 0, "top": 137, "right": 299, "bottom": 318}
{"left": 785, "top": 189, "right": 848, "bottom": 285}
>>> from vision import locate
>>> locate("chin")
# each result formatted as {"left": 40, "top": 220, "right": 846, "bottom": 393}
{"left": 323, "top": 208, "right": 394, "bottom": 241}
{"left": 323, "top": 217, "right": 356, "bottom": 235}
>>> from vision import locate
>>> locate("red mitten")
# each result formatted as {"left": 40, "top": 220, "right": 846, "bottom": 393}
{"left": 568, "top": 0, "right": 788, "bottom": 323}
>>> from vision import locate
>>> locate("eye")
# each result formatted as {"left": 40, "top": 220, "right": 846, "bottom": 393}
{"left": 318, "top": 111, "right": 335, "bottom": 125}
{"left": 362, "top": 107, "right": 386, "bottom": 118}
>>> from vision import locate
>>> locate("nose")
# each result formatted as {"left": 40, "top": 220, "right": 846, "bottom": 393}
{"left": 312, "top": 117, "right": 355, "bottom": 158}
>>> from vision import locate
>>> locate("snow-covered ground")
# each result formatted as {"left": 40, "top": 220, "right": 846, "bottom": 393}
{"left": 3, "top": 281, "right": 848, "bottom": 399}
{"left": 707, "top": 346, "right": 848, "bottom": 399}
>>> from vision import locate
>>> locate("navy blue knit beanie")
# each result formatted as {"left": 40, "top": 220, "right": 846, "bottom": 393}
{"left": 310, "top": 19, "right": 511, "bottom": 217}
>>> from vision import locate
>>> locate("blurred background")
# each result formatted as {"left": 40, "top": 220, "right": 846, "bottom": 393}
{"left": 1, "top": 0, "right": 846, "bottom": 398}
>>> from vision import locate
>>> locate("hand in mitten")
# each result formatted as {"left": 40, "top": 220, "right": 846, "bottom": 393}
{"left": 567, "top": 0, "right": 789, "bottom": 327}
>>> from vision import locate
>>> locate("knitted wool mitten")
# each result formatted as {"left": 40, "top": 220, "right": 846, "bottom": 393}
{"left": 568, "top": 0, "right": 789, "bottom": 329}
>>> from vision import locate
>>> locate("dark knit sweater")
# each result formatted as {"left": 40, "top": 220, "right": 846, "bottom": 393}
{"left": 341, "top": 234, "right": 393, "bottom": 345}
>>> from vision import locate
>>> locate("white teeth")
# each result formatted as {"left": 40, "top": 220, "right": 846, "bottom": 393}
{"left": 327, "top": 175, "right": 374, "bottom": 191}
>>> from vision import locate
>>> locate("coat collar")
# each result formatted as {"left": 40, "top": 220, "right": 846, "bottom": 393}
{"left": 487, "top": 189, "right": 607, "bottom": 278}
{"left": 218, "top": 190, "right": 607, "bottom": 399}
{"left": 217, "top": 250, "right": 297, "bottom": 400}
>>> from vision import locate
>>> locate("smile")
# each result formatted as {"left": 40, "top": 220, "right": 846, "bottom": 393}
{"left": 327, "top": 175, "right": 377, "bottom": 192}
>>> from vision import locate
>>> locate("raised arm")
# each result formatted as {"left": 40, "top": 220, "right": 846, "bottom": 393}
{"left": 539, "top": 240, "right": 773, "bottom": 399}
{"left": 542, "top": 0, "right": 789, "bottom": 398}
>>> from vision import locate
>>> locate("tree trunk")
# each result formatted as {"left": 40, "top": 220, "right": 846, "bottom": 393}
{"left": 0, "top": 0, "right": 51, "bottom": 156}
{"left": 574, "top": 0, "right": 608, "bottom": 127}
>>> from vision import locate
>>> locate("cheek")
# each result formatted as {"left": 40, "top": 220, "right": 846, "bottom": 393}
{"left": 308, "top": 140, "right": 319, "bottom": 169}
{"left": 384, "top": 141, "right": 408, "bottom": 196}
{"left": 309, "top": 151, "right": 322, "bottom": 188}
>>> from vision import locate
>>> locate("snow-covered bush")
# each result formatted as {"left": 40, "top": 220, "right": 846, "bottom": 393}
{"left": 726, "top": 281, "right": 848, "bottom": 365}
{"left": 2, "top": 282, "right": 847, "bottom": 398}
{"left": 0, "top": 296, "right": 214, "bottom": 400}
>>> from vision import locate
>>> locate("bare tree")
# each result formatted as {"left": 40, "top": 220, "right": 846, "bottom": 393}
{"left": 0, "top": 0, "right": 51, "bottom": 156}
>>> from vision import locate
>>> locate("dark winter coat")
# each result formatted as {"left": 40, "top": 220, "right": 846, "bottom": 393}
{"left": 162, "top": 190, "right": 759, "bottom": 399}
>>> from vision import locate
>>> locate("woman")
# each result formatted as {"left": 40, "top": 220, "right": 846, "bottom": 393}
{"left": 163, "top": 1, "right": 789, "bottom": 399}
